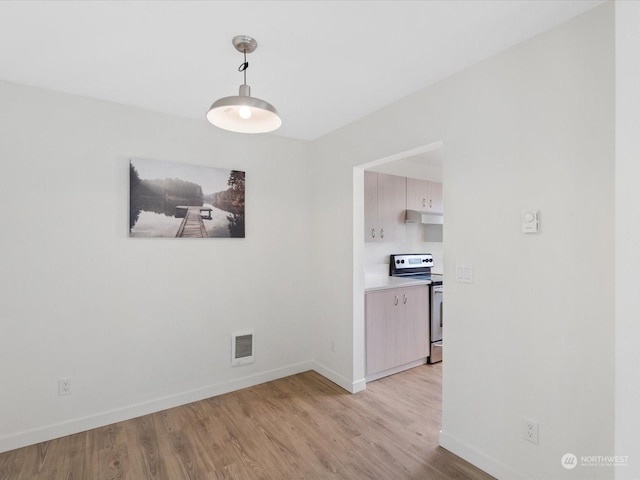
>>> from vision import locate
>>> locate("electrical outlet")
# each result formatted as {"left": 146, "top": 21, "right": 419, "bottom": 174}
{"left": 523, "top": 417, "right": 539, "bottom": 444}
{"left": 59, "top": 377, "right": 72, "bottom": 396}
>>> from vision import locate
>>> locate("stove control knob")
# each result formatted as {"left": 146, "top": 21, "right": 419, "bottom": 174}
{"left": 401, "top": 259, "right": 405, "bottom": 264}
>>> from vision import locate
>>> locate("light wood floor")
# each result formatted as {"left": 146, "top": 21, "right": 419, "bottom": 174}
{"left": 0, "top": 364, "right": 494, "bottom": 479}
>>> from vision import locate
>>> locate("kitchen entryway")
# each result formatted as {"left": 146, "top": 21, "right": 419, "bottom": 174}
{"left": 357, "top": 141, "right": 445, "bottom": 384}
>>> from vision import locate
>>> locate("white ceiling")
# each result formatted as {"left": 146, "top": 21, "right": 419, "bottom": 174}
{"left": 0, "top": 0, "right": 605, "bottom": 141}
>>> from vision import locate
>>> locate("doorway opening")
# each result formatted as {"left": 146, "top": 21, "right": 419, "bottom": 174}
{"left": 352, "top": 140, "right": 444, "bottom": 387}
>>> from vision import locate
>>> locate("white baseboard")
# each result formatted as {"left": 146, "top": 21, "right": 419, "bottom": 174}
{"left": 439, "top": 429, "right": 525, "bottom": 480}
{"left": 365, "top": 358, "right": 427, "bottom": 382}
{"left": 312, "top": 361, "right": 366, "bottom": 393}
{"left": 0, "top": 361, "right": 314, "bottom": 454}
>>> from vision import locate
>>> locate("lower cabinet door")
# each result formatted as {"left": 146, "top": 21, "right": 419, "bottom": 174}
{"left": 397, "top": 285, "right": 429, "bottom": 365}
{"left": 365, "top": 285, "right": 429, "bottom": 377}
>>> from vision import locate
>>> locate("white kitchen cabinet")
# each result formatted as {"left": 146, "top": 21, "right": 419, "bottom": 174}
{"left": 365, "top": 285, "right": 430, "bottom": 379}
{"left": 406, "top": 178, "right": 443, "bottom": 214}
{"left": 364, "top": 171, "right": 406, "bottom": 242}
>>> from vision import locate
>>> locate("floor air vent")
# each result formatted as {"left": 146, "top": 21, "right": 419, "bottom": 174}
{"left": 231, "top": 330, "right": 255, "bottom": 366}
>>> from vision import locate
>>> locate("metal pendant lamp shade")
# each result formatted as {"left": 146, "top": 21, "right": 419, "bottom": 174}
{"left": 207, "top": 84, "right": 281, "bottom": 134}
{"left": 207, "top": 36, "right": 281, "bottom": 134}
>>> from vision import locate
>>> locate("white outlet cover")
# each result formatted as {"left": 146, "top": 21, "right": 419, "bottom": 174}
{"left": 523, "top": 417, "right": 539, "bottom": 444}
{"left": 58, "top": 377, "right": 72, "bottom": 396}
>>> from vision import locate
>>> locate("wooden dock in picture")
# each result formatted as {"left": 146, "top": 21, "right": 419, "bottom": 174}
{"left": 175, "top": 206, "right": 213, "bottom": 238}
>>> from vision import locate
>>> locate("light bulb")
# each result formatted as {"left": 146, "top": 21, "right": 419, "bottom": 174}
{"left": 239, "top": 106, "right": 252, "bottom": 119}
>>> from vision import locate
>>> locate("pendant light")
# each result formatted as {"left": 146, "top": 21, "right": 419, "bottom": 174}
{"left": 206, "top": 35, "right": 281, "bottom": 134}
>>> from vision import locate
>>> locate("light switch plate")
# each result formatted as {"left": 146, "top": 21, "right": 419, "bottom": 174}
{"left": 455, "top": 264, "right": 473, "bottom": 283}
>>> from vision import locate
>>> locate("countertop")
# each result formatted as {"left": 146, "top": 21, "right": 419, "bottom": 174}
{"left": 365, "top": 275, "right": 433, "bottom": 292}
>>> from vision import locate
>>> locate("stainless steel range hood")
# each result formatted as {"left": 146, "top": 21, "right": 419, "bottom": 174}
{"left": 405, "top": 209, "right": 444, "bottom": 225}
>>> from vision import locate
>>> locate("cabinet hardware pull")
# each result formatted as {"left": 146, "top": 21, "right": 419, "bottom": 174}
{"left": 429, "top": 199, "right": 433, "bottom": 208}
{"left": 380, "top": 228, "right": 384, "bottom": 238}
{"left": 371, "top": 228, "right": 375, "bottom": 238}
{"left": 394, "top": 295, "right": 399, "bottom": 306}
{"left": 423, "top": 198, "right": 426, "bottom": 207}
{"left": 403, "top": 294, "right": 407, "bottom": 304}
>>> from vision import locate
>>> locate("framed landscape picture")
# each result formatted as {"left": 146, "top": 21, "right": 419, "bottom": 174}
{"left": 129, "top": 158, "right": 245, "bottom": 238}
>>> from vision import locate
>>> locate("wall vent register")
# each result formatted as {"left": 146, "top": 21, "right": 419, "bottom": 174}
{"left": 231, "top": 330, "right": 255, "bottom": 366}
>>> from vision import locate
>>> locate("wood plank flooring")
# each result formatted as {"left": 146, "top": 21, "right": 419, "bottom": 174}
{"left": 0, "top": 364, "right": 495, "bottom": 479}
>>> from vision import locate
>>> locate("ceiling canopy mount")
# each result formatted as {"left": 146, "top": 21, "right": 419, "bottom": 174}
{"left": 232, "top": 35, "right": 257, "bottom": 54}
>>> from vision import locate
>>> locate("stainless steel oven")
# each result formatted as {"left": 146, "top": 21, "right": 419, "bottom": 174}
{"left": 430, "top": 284, "right": 443, "bottom": 363}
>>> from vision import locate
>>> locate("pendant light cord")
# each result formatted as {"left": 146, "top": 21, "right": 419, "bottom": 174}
{"left": 238, "top": 49, "right": 249, "bottom": 86}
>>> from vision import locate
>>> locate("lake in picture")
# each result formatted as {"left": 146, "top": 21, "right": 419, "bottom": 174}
{"left": 129, "top": 158, "right": 245, "bottom": 238}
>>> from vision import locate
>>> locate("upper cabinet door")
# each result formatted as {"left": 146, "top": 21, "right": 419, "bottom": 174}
{"left": 406, "top": 177, "right": 429, "bottom": 211}
{"left": 406, "top": 178, "right": 443, "bottom": 213}
{"left": 364, "top": 172, "right": 407, "bottom": 243}
{"left": 427, "top": 181, "right": 443, "bottom": 214}
{"left": 378, "top": 173, "right": 406, "bottom": 243}
{"left": 364, "top": 171, "right": 379, "bottom": 242}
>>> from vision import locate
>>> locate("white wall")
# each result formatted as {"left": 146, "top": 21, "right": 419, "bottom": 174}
{"left": 312, "top": 4, "right": 614, "bottom": 479}
{"left": 0, "top": 80, "right": 314, "bottom": 452}
{"left": 615, "top": 1, "right": 640, "bottom": 478}
{"left": 370, "top": 162, "right": 443, "bottom": 183}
